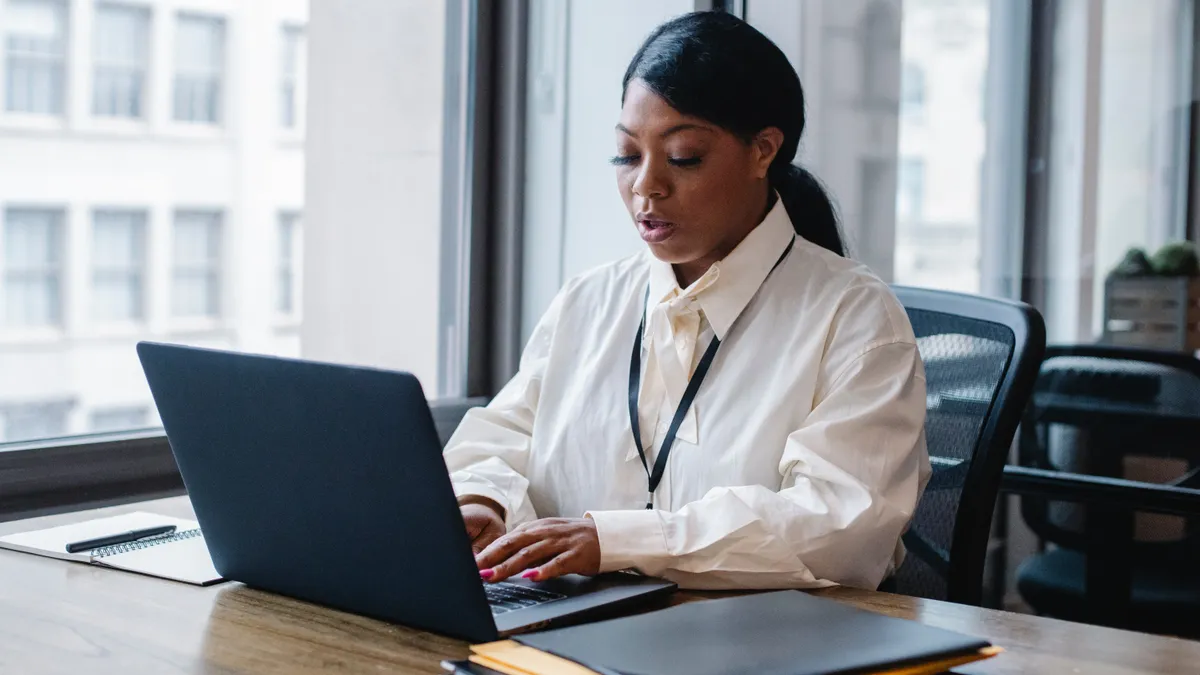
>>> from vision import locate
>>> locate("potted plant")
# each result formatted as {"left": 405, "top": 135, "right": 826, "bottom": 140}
{"left": 1103, "top": 242, "right": 1200, "bottom": 351}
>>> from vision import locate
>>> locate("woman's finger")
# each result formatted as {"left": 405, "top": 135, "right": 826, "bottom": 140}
{"left": 475, "top": 528, "right": 540, "bottom": 570}
{"left": 471, "top": 524, "right": 504, "bottom": 555}
{"left": 527, "top": 549, "right": 579, "bottom": 582}
{"left": 485, "top": 539, "right": 562, "bottom": 583}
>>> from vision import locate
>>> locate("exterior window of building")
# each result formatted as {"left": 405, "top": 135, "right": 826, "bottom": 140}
{"left": 4, "top": 0, "right": 67, "bottom": 114}
{"left": 3, "top": 208, "right": 63, "bottom": 327}
{"left": 93, "top": 3, "right": 150, "bottom": 118}
{"left": 173, "top": 14, "right": 225, "bottom": 123}
{"left": 92, "top": 210, "right": 147, "bottom": 321}
{"left": 171, "top": 211, "right": 222, "bottom": 318}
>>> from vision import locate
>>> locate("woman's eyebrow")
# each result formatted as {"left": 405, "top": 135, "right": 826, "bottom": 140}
{"left": 615, "top": 122, "right": 715, "bottom": 138}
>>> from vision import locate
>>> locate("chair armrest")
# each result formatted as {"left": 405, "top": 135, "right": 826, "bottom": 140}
{"left": 1001, "top": 465, "right": 1200, "bottom": 517}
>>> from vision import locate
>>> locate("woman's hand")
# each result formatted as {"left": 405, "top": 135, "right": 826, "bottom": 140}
{"left": 476, "top": 517, "right": 601, "bottom": 583}
{"left": 459, "top": 498, "right": 506, "bottom": 555}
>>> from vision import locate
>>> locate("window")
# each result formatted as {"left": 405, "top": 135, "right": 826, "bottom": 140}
{"left": 3, "top": 0, "right": 67, "bottom": 114}
{"left": 173, "top": 14, "right": 224, "bottom": 123}
{"left": 278, "top": 213, "right": 299, "bottom": 314}
{"left": 892, "top": 0, "right": 994, "bottom": 294}
{"left": 900, "top": 62, "right": 926, "bottom": 119}
{"left": 171, "top": 211, "right": 221, "bottom": 318}
{"left": 93, "top": 3, "right": 150, "bottom": 118}
{"left": 3, "top": 208, "right": 63, "bottom": 327}
{"left": 895, "top": 157, "right": 925, "bottom": 224}
{"left": 1040, "top": 0, "right": 1196, "bottom": 342}
{"left": 280, "top": 26, "right": 304, "bottom": 129}
{"left": 0, "top": 0, "right": 476, "bottom": 455}
{"left": 0, "top": 401, "right": 70, "bottom": 443}
{"left": 89, "top": 406, "right": 149, "bottom": 433}
{"left": 91, "top": 210, "right": 146, "bottom": 321}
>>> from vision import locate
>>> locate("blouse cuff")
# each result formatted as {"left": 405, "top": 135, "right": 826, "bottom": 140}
{"left": 586, "top": 508, "right": 669, "bottom": 573}
{"left": 452, "top": 482, "right": 514, "bottom": 528}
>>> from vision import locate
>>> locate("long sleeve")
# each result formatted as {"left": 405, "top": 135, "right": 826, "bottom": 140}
{"left": 442, "top": 290, "right": 566, "bottom": 529}
{"left": 587, "top": 340, "right": 929, "bottom": 591}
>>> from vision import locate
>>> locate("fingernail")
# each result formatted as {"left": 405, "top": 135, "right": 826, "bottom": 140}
{"left": 522, "top": 570, "right": 539, "bottom": 581}
{"left": 480, "top": 569, "right": 495, "bottom": 580}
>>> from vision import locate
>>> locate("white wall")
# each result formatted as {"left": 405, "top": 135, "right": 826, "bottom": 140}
{"left": 302, "top": 0, "right": 446, "bottom": 393}
{"left": 521, "top": 0, "right": 694, "bottom": 344}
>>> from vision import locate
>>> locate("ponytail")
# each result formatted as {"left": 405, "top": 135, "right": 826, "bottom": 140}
{"left": 771, "top": 163, "right": 845, "bottom": 257}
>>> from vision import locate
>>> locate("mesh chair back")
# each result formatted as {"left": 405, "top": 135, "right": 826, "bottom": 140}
{"left": 890, "top": 287, "right": 1046, "bottom": 604}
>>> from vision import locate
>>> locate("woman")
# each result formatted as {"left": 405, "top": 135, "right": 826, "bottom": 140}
{"left": 445, "top": 11, "right": 929, "bottom": 591}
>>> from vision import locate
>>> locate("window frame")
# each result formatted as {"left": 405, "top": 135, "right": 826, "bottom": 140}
{"left": 2, "top": 205, "right": 66, "bottom": 329}
{"left": 2, "top": 0, "right": 69, "bottom": 116}
{"left": 171, "top": 12, "right": 225, "bottom": 125}
{"left": 169, "top": 209, "right": 222, "bottom": 320}
{"left": 90, "top": 208, "right": 148, "bottom": 323}
{"left": 0, "top": 0, "right": 527, "bottom": 517}
{"left": 91, "top": 2, "right": 151, "bottom": 119}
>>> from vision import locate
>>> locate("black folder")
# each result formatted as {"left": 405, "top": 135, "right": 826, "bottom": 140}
{"left": 513, "top": 590, "right": 993, "bottom": 675}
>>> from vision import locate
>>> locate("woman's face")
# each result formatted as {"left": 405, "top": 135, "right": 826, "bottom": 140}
{"left": 614, "top": 80, "right": 781, "bottom": 275}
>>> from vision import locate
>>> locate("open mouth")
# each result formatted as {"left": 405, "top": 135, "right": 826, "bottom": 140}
{"left": 637, "top": 218, "right": 677, "bottom": 244}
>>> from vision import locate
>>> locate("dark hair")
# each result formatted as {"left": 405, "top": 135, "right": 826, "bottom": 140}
{"left": 623, "top": 12, "right": 845, "bottom": 257}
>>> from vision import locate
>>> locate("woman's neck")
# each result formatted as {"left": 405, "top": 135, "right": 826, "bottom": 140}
{"left": 672, "top": 191, "right": 776, "bottom": 288}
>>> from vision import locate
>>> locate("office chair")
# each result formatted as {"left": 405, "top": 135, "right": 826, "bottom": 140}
{"left": 887, "top": 287, "right": 1046, "bottom": 606}
{"left": 1012, "top": 345, "right": 1200, "bottom": 635}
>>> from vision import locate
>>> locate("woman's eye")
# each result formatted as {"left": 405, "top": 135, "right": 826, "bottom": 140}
{"left": 610, "top": 154, "right": 640, "bottom": 166}
{"left": 668, "top": 156, "right": 702, "bottom": 167}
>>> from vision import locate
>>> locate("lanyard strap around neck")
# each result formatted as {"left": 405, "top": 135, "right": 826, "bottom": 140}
{"left": 627, "top": 236, "right": 795, "bottom": 509}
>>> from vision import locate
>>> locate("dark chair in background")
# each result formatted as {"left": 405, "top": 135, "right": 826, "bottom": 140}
{"left": 888, "top": 287, "right": 1046, "bottom": 606}
{"left": 1009, "top": 345, "right": 1200, "bottom": 636}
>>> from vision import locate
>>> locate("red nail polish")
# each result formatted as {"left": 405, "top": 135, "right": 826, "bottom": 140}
{"left": 522, "top": 570, "right": 538, "bottom": 581}
{"left": 480, "top": 569, "right": 494, "bottom": 580}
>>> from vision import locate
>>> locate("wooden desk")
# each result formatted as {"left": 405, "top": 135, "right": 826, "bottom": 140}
{"left": 1, "top": 498, "right": 1197, "bottom": 674}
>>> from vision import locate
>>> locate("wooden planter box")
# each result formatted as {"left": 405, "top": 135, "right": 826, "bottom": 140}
{"left": 1102, "top": 276, "right": 1200, "bottom": 351}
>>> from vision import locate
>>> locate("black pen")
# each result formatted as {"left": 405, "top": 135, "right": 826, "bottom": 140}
{"left": 65, "top": 525, "right": 177, "bottom": 553}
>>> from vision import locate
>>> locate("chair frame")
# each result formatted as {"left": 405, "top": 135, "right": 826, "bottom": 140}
{"left": 892, "top": 286, "right": 1046, "bottom": 605}
{"left": 1005, "top": 344, "right": 1200, "bottom": 630}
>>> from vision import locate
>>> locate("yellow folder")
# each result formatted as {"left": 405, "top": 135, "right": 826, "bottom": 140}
{"left": 469, "top": 640, "right": 1002, "bottom": 675}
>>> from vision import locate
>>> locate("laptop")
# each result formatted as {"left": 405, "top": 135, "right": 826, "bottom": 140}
{"left": 136, "top": 342, "right": 676, "bottom": 643}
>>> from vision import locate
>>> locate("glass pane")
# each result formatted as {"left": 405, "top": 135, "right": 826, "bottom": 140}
{"left": 175, "top": 15, "right": 224, "bottom": 74}
{"left": 1, "top": 402, "right": 69, "bottom": 443}
{"left": 0, "top": 0, "right": 470, "bottom": 445}
{"left": 90, "top": 406, "right": 150, "bottom": 432}
{"left": 1041, "top": 0, "right": 1195, "bottom": 343}
{"left": 93, "top": 4, "right": 148, "bottom": 117}
{"left": 893, "top": 0, "right": 991, "bottom": 294}
{"left": 5, "top": 0, "right": 66, "bottom": 54}
{"left": 5, "top": 209, "right": 60, "bottom": 268}
{"left": 95, "top": 4, "right": 149, "bottom": 66}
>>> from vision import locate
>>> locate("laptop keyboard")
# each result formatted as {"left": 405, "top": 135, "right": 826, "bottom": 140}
{"left": 485, "top": 582, "right": 567, "bottom": 615}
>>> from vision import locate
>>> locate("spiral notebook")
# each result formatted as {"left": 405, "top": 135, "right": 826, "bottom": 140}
{"left": 0, "top": 511, "right": 223, "bottom": 586}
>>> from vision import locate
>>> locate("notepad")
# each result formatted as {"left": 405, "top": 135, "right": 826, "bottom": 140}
{"left": 0, "top": 511, "right": 224, "bottom": 586}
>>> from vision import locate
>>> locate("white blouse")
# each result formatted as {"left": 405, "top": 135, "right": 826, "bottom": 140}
{"left": 444, "top": 198, "right": 930, "bottom": 591}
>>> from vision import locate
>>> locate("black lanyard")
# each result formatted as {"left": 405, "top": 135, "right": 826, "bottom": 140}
{"left": 627, "top": 236, "right": 796, "bottom": 509}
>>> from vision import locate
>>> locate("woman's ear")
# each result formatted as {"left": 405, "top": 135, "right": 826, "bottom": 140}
{"left": 751, "top": 128, "right": 785, "bottom": 179}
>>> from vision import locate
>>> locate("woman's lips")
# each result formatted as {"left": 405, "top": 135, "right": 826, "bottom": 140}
{"left": 637, "top": 218, "right": 677, "bottom": 244}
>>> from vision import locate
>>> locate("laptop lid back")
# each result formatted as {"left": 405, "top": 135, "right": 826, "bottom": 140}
{"left": 136, "top": 342, "right": 498, "bottom": 642}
